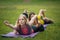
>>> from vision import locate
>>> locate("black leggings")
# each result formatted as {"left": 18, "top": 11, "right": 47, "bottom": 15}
{"left": 37, "top": 25, "right": 44, "bottom": 32}
{"left": 32, "top": 25, "right": 44, "bottom": 32}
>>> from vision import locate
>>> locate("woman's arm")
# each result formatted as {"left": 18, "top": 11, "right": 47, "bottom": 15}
{"left": 4, "top": 20, "right": 16, "bottom": 29}
{"left": 29, "top": 15, "right": 37, "bottom": 26}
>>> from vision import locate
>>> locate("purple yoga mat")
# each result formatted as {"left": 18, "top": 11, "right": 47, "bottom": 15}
{"left": 1, "top": 24, "right": 48, "bottom": 38}
{"left": 1, "top": 32, "right": 39, "bottom": 38}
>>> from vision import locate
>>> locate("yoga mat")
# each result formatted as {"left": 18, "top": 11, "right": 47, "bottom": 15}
{"left": 1, "top": 24, "right": 48, "bottom": 38}
{"left": 1, "top": 32, "right": 38, "bottom": 38}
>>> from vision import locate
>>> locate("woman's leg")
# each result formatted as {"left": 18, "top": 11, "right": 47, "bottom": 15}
{"left": 43, "top": 19, "right": 53, "bottom": 24}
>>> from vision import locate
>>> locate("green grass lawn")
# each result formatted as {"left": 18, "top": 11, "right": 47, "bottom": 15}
{"left": 0, "top": 0, "right": 60, "bottom": 40}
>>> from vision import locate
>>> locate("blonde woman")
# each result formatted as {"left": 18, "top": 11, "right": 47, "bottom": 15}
{"left": 4, "top": 14, "right": 37, "bottom": 35}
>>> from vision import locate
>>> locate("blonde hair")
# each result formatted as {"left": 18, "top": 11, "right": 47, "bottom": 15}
{"left": 16, "top": 14, "right": 27, "bottom": 27}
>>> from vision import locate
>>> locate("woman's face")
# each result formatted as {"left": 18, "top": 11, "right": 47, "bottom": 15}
{"left": 18, "top": 16, "right": 26, "bottom": 25}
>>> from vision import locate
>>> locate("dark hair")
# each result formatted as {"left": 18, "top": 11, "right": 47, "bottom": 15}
{"left": 29, "top": 12, "right": 35, "bottom": 21}
{"left": 23, "top": 13, "right": 28, "bottom": 18}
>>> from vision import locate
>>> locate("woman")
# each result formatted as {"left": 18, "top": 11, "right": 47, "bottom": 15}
{"left": 4, "top": 14, "right": 37, "bottom": 35}
{"left": 28, "top": 9, "right": 53, "bottom": 32}
{"left": 29, "top": 12, "right": 44, "bottom": 32}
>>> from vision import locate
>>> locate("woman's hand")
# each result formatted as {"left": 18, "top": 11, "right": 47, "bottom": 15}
{"left": 4, "top": 20, "right": 15, "bottom": 29}
{"left": 4, "top": 20, "right": 10, "bottom": 26}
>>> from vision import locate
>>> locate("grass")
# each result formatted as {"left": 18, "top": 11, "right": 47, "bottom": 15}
{"left": 0, "top": 0, "right": 60, "bottom": 40}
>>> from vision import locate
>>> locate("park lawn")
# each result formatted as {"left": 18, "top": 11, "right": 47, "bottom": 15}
{"left": 0, "top": 0, "right": 60, "bottom": 40}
